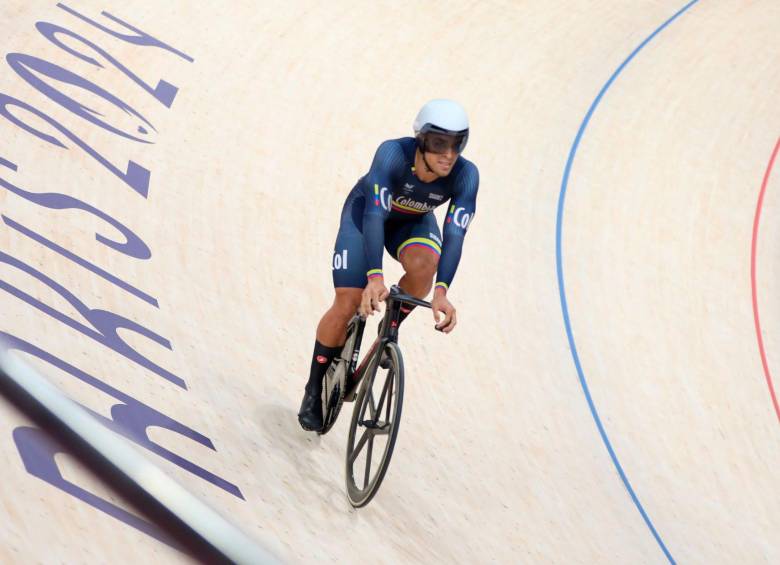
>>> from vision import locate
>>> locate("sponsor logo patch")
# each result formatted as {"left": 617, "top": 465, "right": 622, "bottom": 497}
{"left": 446, "top": 205, "right": 474, "bottom": 229}
{"left": 392, "top": 195, "right": 436, "bottom": 213}
{"left": 428, "top": 192, "right": 444, "bottom": 201}
{"left": 374, "top": 184, "right": 391, "bottom": 210}
{"left": 316, "top": 355, "right": 328, "bottom": 364}
{"left": 332, "top": 249, "right": 348, "bottom": 270}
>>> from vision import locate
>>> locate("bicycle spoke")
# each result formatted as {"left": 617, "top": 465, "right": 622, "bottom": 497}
{"left": 349, "top": 428, "right": 371, "bottom": 464}
{"left": 357, "top": 384, "right": 373, "bottom": 422}
{"left": 364, "top": 436, "right": 374, "bottom": 488}
{"left": 385, "top": 370, "right": 394, "bottom": 422}
{"left": 367, "top": 387, "right": 377, "bottom": 421}
{"left": 375, "top": 369, "right": 392, "bottom": 416}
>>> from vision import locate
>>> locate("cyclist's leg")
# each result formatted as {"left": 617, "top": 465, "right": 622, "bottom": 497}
{"left": 322, "top": 192, "right": 369, "bottom": 345}
{"left": 382, "top": 213, "right": 440, "bottom": 329}
{"left": 299, "top": 191, "right": 368, "bottom": 430}
{"left": 387, "top": 213, "right": 441, "bottom": 299}
{"left": 317, "top": 288, "right": 362, "bottom": 346}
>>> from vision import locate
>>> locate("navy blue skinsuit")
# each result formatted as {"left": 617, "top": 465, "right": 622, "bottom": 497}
{"left": 332, "top": 137, "right": 479, "bottom": 292}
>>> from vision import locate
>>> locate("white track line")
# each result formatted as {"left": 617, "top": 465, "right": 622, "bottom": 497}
{"left": 0, "top": 347, "right": 280, "bottom": 565}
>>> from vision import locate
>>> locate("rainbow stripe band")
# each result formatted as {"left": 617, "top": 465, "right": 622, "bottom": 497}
{"left": 435, "top": 282, "right": 449, "bottom": 291}
{"left": 397, "top": 237, "right": 441, "bottom": 258}
{"left": 367, "top": 269, "right": 384, "bottom": 280}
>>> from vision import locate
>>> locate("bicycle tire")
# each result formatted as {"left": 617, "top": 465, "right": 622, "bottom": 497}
{"left": 319, "top": 321, "right": 358, "bottom": 435}
{"left": 345, "top": 341, "right": 404, "bottom": 507}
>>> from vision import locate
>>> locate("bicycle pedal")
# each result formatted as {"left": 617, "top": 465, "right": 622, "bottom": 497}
{"left": 360, "top": 420, "right": 389, "bottom": 431}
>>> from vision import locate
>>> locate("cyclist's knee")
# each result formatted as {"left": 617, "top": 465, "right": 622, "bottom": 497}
{"left": 401, "top": 248, "right": 438, "bottom": 279}
{"left": 333, "top": 287, "right": 362, "bottom": 318}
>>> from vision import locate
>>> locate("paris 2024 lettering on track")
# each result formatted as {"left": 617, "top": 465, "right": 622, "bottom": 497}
{"left": 0, "top": 3, "right": 241, "bottom": 549}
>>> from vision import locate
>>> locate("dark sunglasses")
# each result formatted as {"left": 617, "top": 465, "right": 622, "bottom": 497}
{"left": 423, "top": 133, "right": 466, "bottom": 155}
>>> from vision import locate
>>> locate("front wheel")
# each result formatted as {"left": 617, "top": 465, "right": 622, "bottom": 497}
{"left": 345, "top": 341, "right": 404, "bottom": 507}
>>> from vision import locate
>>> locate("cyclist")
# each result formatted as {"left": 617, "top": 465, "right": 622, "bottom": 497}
{"left": 298, "top": 99, "right": 480, "bottom": 431}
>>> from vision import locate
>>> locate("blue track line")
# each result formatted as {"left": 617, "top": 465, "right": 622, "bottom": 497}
{"left": 555, "top": 2, "right": 700, "bottom": 563}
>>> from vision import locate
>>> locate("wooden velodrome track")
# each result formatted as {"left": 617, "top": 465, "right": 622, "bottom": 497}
{"left": 0, "top": 1, "right": 778, "bottom": 563}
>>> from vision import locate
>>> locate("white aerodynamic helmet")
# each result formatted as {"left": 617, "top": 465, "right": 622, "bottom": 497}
{"left": 413, "top": 99, "right": 469, "bottom": 154}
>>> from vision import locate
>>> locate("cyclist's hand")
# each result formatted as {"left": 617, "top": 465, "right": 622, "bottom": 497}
{"left": 432, "top": 292, "right": 457, "bottom": 333}
{"left": 360, "top": 277, "right": 389, "bottom": 317}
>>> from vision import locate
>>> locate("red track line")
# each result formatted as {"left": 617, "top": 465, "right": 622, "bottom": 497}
{"left": 751, "top": 136, "right": 780, "bottom": 424}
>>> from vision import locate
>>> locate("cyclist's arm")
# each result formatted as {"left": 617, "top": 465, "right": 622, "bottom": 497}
{"left": 361, "top": 140, "right": 405, "bottom": 281}
{"left": 435, "top": 162, "right": 479, "bottom": 294}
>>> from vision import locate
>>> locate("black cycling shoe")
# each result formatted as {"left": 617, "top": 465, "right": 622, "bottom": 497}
{"left": 297, "top": 389, "right": 323, "bottom": 431}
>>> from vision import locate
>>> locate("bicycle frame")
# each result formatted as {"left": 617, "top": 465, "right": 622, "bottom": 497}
{"left": 348, "top": 286, "right": 432, "bottom": 386}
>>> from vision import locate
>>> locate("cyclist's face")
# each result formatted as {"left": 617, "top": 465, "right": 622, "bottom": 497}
{"left": 423, "top": 134, "right": 462, "bottom": 176}
{"left": 424, "top": 133, "right": 463, "bottom": 156}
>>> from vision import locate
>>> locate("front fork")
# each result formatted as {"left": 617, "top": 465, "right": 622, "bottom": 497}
{"left": 381, "top": 296, "right": 403, "bottom": 344}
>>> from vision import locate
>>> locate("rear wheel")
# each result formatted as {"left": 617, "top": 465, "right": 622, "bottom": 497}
{"left": 320, "top": 321, "right": 358, "bottom": 435}
{"left": 318, "top": 361, "right": 344, "bottom": 435}
{"left": 345, "top": 341, "right": 404, "bottom": 507}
